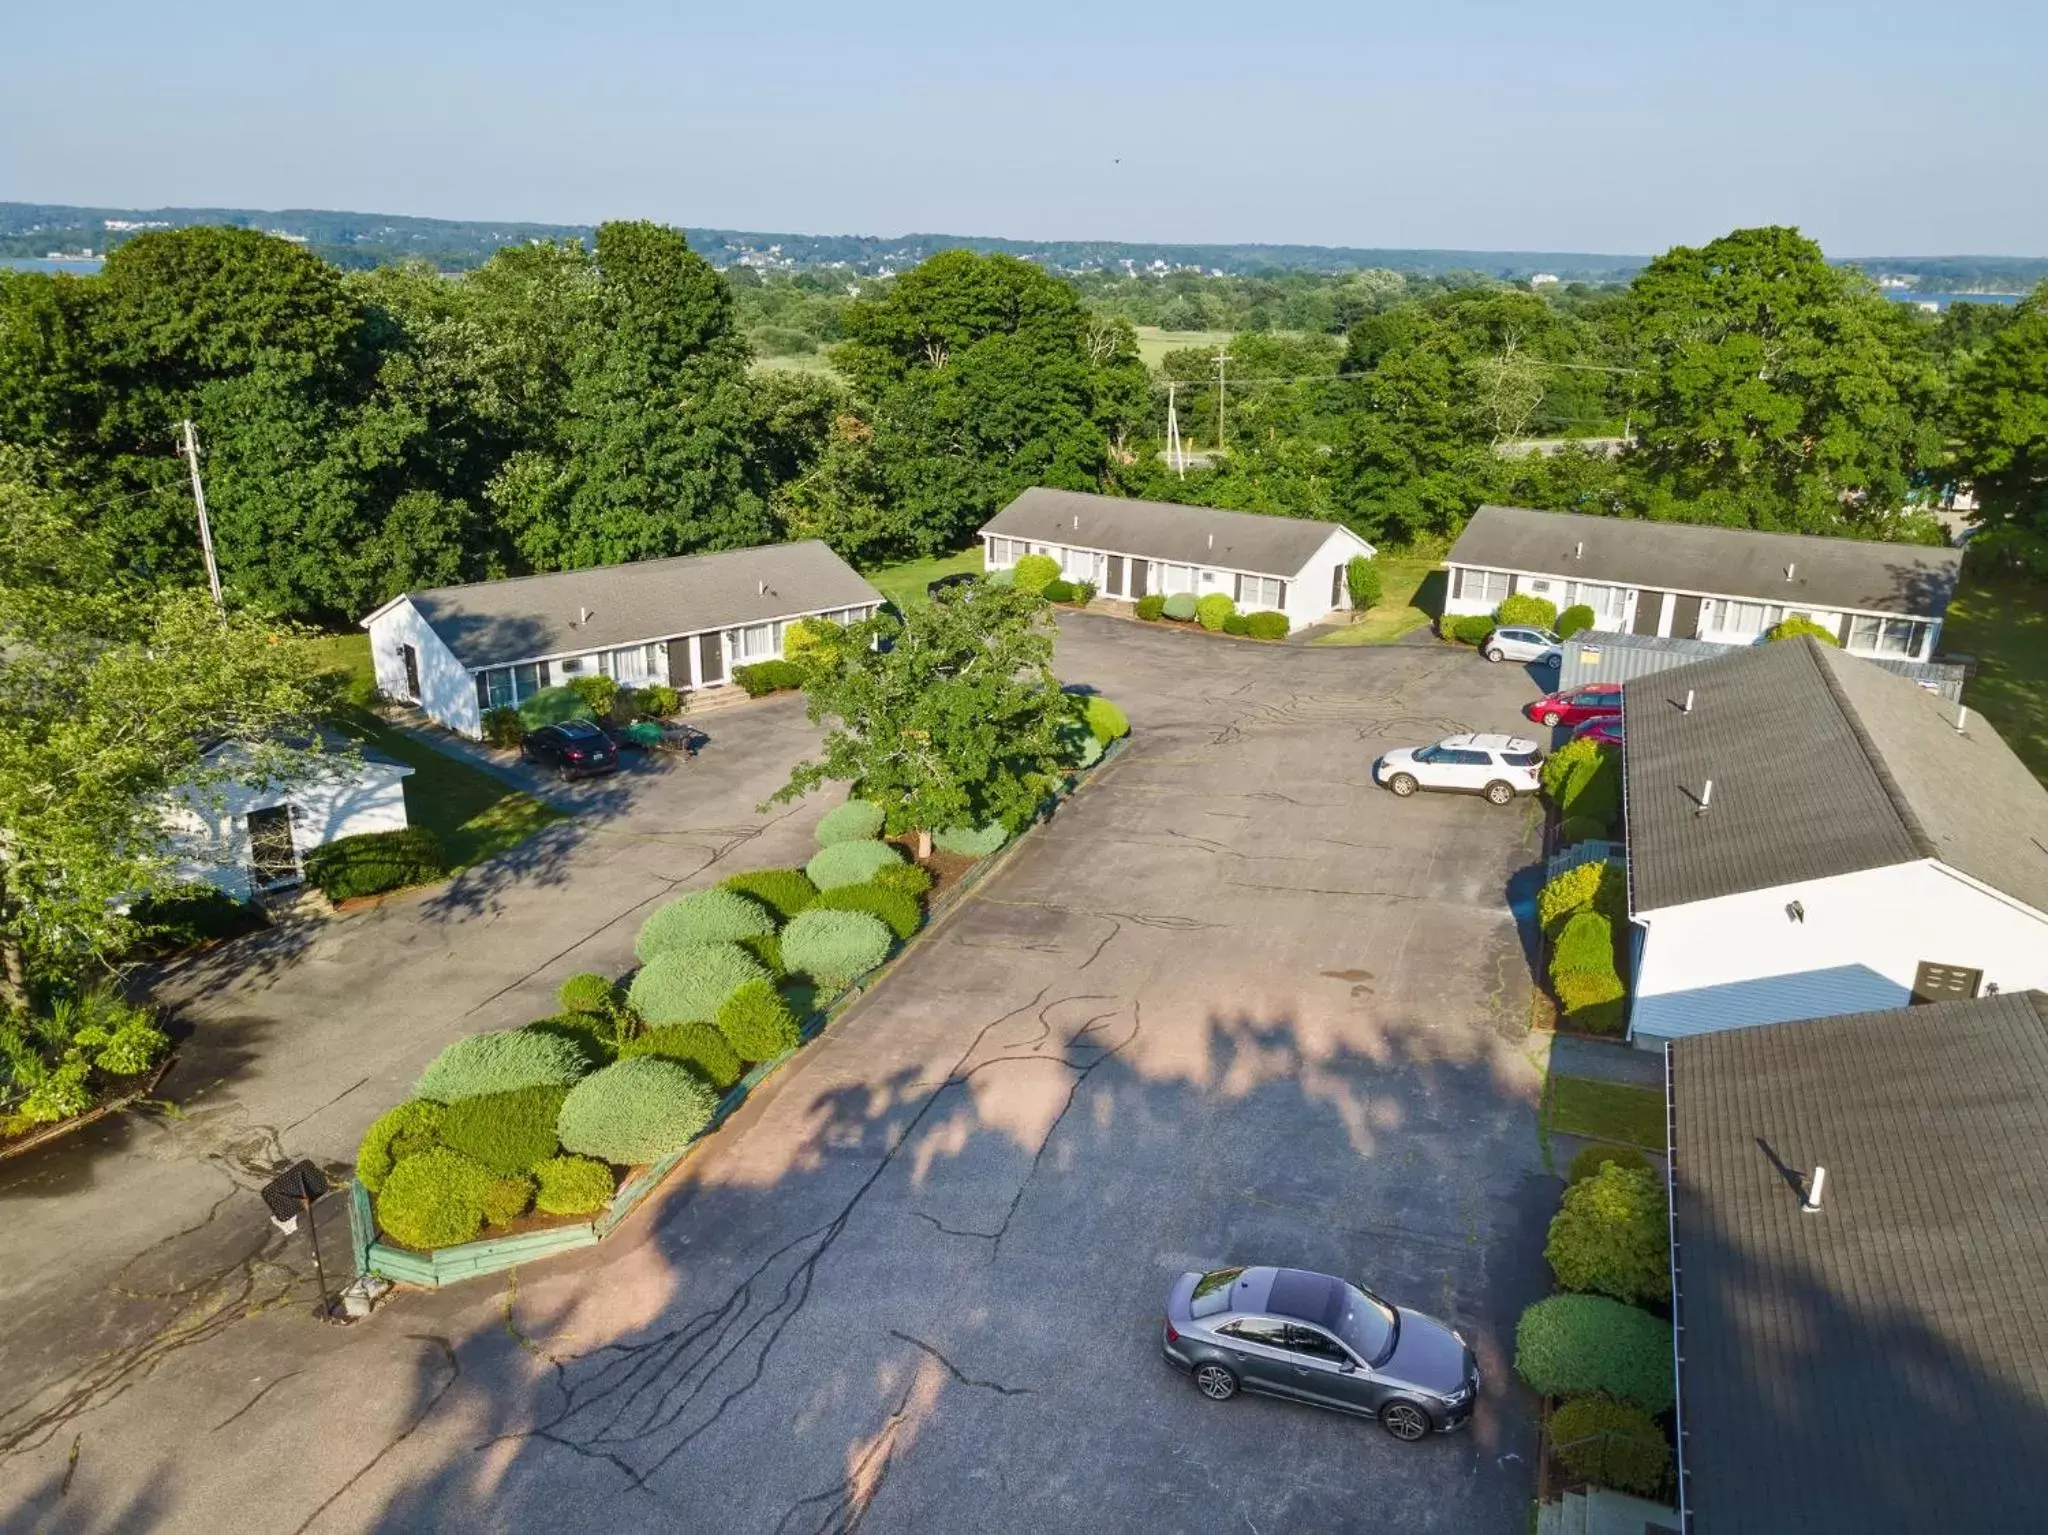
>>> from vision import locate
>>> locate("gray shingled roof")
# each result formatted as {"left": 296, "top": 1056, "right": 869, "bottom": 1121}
{"left": 376, "top": 541, "right": 882, "bottom": 671}
{"left": 1670, "top": 992, "right": 2048, "bottom": 1533}
{"left": 979, "top": 487, "right": 1361, "bottom": 578}
{"left": 1446, "top": 504, "right": 1961, "bottom": 617}
{"left": 1623, "top": 637, "right": 2048, "bottom": 914}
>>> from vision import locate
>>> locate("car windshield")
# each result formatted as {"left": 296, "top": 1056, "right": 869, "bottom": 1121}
{"left": 1536, "top": 630, "right": 1560, "bottom": 644}
{"left": 1336, "top": 1282, "right": 1400, "bottom": 1366}
{"left": 1412, "top": 745, "right": 1440, "bottom": 764}
{"left": 1191, "top": 1266, "right": 1244, "bottom": 1319}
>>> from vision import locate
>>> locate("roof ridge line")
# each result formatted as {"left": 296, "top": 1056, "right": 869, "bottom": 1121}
{"left": 404, "top": 539, "right": 828, "bottom": 604}
{"left": 1808, "top": 640, "right": 1941, "bottom": 862}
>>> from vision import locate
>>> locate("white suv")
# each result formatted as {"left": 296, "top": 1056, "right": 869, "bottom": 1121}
{"left": 1374, "top": 733, "right": 1545, "bottom": 805}
{"left": 1483, "top": 626, "right": 1562, "bottom": 667}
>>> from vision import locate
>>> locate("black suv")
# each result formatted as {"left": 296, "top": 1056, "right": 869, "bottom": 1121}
{"left": 520, "top": 719, "right": 619, "bottom": 779}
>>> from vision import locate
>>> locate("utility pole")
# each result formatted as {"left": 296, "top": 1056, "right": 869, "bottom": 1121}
{"left": 1212, "top": 347, "right": 1231, "bottom": 455}
{"left": 1165, "top": 380, "right": 1185, "bottom": 479}
{"left": 178, "top": 419, "right": 225, "bottom": 612}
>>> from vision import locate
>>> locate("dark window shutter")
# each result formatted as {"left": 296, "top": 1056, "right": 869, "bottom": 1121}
{"left": 1508, "top": 573, "right": 1521, "bottom": 596}
{"left": 1233, "top": 573, "right": 1243, "bottom": 602}
{"left": 1275, "top": 581, "right": 1287, "bottom": 610}
{"left": 1836, "top": 614, "right": 1854, "bottom": 647}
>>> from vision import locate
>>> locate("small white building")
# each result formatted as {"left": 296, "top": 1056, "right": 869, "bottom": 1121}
{"left": 360, "top": 541, "right": 883, "bottom": 739}
{"left": 978, "top": 487, "right": 1376, "bottom": 631}
{"left": 1444, "top": 504, "right": 1962, "bottom": 663}
{"left": 1621, "top": 638, "right": 2048, "bottom": 1048}
{"left": 161, "top": 744, "right": 413, "bottom": 903}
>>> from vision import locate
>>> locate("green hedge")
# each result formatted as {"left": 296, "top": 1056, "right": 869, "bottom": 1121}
{"left": 1538, "top": 861, "right": 1625, "bottom": 935}
{"left": 1557, "top": 967, "right": 1628, "bottom": 1035}
{"left": 1496, "top": 592, "right": 1558, "bottom": 628}
{"left": 781, "top": 908, "right": 894, "bottom": 987}
{"left": 522, "top": 1016, "right": 615, "bottom": 1070}
{"left": 1450, "top": 613, "right": 1496, "bottom": 646}
{"left": 716, "top": 980, "right": 801, "bottom": 1061}
{"left": 1551, "top": 911, "right": 1615, "bottom": 980}
{"left": 733, "top": 659, "right": 807, "bottom": 697}
{"left": 556, "top": 1057, "right": 720, "bottom": 1165}
{"left": 1550, "top": 1394, "right": 1671, "bottom": 1497}
{"left": 517, "top": 685, "right": 596, "bottom": 729}
{"left": 1197, "top": 592, "right": 1235, "bottom": 631}
{"left": 1012, "top": 553, "right": 1061, "bottom": 594}
{"left": 376, "top": 1148, "right": 530, "bottom": 1250}
{"left": 811, "top": 882, "right": 923, "bottom": 941}
{"left": 1556, "top": 603, "right": 1597, "bottom": 639}
{"left": 806, "top": 839, "right": 904, "bottom": 890}
{"left": 436, "top": 1085, "right": 569, "bottom": 1176}
{"left": 1567, "top": 1143, "right": 1654, "bottom": 1186}
{"left": 1546, "top": 1163, "right": 1671, "bottom": 1304}
{"left": 1514, "top": 1294, "right": 1674, "bottom": 1412}
{"left": 1244, "top": 610, "right": 1290, "bottom": 640}
{"left": 1162, "top": 592, "right": 1198, "bottom": 621}
{"left": 1222, "top": 613, "right": 1250, "bottom": 635}
{"left": 636, "top": 683, "right": 682, "bottom": 718}
{"left": 619, "top": 1021, "right": 744, "bottom": 1089}
{"left": 533, "top": 1155, "right": 616, "bottom": 1216}
{"left": 627, "top": 941, "right": 770, "bottom": 1025}
{"left": 304, "top": 827, "right": 449, "bottom": 901}
{"left": 355, "top": 1100, "right": 447, "bottom": 1195}
{"left": 129, "top": 882, "right": 267, "bottom": 949}
{"left": 934, "top": 822, "right": 1008, "bottom": 857}
{"left": 557, "top": 972, "right": 615, "bottom": 1016}
{"left": 415, "top": 1028, "right": 591, "bottom": 1102}
{"left": 740, "top": 930, "right": 785, "bottom": 978}
{"left": 635, "top": 888, "right": 776, "bottom": 962}
{"left": 482, "top": 706, "right": 526, "bottom": 747}
{"left": 1135, "top": 594, "right": 1166, "bottom": 621}
{"left": 722, "top": 867, "right": 817, "bottom": 920}
{"left": 1346, "top": 555, "right": 1382, "bottom": 610}
{"left": 1084, "top": 695, "right": 1130, "bottom": 744}
{"left": 816, "top": 799, "right": 886, "bottom": 846}
{"left": 1042, "top": 578, "right": 1077, "bottom": 603}
{"left": 872, "top": 860, "right": 933, "bottom": 897}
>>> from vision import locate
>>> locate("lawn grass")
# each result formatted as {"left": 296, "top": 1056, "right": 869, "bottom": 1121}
{"left": 305, "top": 631, "right": 376, "bottom": 694}
{"left": 1132, "top": 327, "right": 1239, "bottom": 371}
{"left": 862, "top": 547, "right": 984, "bottom": 610}
{"left": 1547, "top": 1075, "right": 1666, "bottom": 1151}
{"left": 750, "top": 349, "right": 842, "bottom": 381}
{"left": 1308, "top": 548, "right": 1446, "bottom": 646}
{"left": 1942, "top": 571, "right": 2048, "bottom": 786}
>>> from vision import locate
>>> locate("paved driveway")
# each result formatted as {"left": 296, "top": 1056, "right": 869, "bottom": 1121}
{"left": 1, "top": 616, "right": 1557, "bottom": 1534}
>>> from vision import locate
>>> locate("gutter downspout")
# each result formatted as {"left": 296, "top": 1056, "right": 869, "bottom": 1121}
{"left": 1666, "top": 1042, "right": 1689, "bottom": 1531}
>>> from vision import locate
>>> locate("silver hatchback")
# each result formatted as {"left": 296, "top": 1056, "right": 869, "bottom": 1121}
{"left": 1162, "top": 1265, "right": 1479, "bottom": 1440}
{"left": 1483, "top": 626, "right": 1562, "bottom": 666}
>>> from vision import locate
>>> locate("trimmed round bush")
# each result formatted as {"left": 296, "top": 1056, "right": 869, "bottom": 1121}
{"left": 436, "top": 1086, "right": 569, "bottom": 1176}
{"left": 1551, "top": 911, "right": 1615, "bottom": 981}
{"left": 1538, "top": 860, "right": 1609, "bottom": 933}
{"left": 479, "top": 1172, "right": 535, "bottom": 1227}
{"left": 1550, "top": 1395, "right": 1672, "bottom": 1497}
{"left": 807, "top": 839, "right": 904, "bottom": 890}
{"left": 1042, "top": 578, "right": 1077, "bottom": 603}
{"left": 568, "top": 674, "right": 619, "bottom": 720}
{"left": 1346, "top": 555, "right": 1383, "bottom": 610}
{"left": 1546, "top": 1163, "right": 1670, "bottom": 1304}
{"left": 1222, "top": 612, "right": 1251, "bottom": 635}
{"left": 416, "top": 1028, "right": 590, "bottom": 1103}
{"left": 815, "top": 799, "right": 887, "bottom": 847}
{"left": 722, "top": 867, "right": 817, "bottom": 920}
{"left": 635, "top": 888, "right": 776, "bottom": 962}
{"left": 628, "top": 942, "right": 769, "bottom": 1025}
{"left": 1135, "top": 594, "right": 1166, "bottom": 621}
{"left": 1058, "top": 722, "right": 1104, "bottom": 769}
{"left": 1011, "top": 553, "right": 1061, "bottom": 594}
{"left": 637, "top": 683, "right": 682, "bottom": 719}
{"left": 1084, "top": 696, "right": 1130, "bottom": 744}
{"left": 871, "top": 860, "right": 934, "bottom": 897}
{"left": 517, "top": 685, "right": 596, "bottom": 729}
{"left": 1556, "top": 603, "right": 1598, "bottom": 639}
{"left": 1196, "top": 592, "right": 1235, "bottom": 631}
{"left": 781, "top": 617, "right": 836, "bottom": 667}
{"left": 557, "top": 972, "right": 615, "bottom": 1016}
{"left": 934, "top": 822, "right": 1008, "bottom": 857}
{"left": 1515, "top": 1295, "right": 1674, "bottom": 1412}
{"left": 734, "top": 659, "right": 807, "bottom": 697}
{"left": 1496, "top": 592, "right": 1559, "bottom": 629}
{"left": 1244, "top": 610, "right": 1290, "bottom": 640}
{"left": 533, "top": 1155, "right": 616, "bottom": 1216}
{"left": 375, "top": 1148, "right": 497, "bottom": 1250}
{"left": 740, "top": 930, "right": 785, "bottom": 978}
{"left": 1070, "top": 580, "right": 1097, "bottom": 605}
{"left": 984, "top": 567, "right": 1016, "bottom": 589}
{"left": 556, "top": 1057, "right": 720, "bottom": 1165}
{"left": 716, "top": 979, "right": 801, "bottom": 1061}
{"left": 781, "top": 908, "right": 894, "bottom": 987}
{"left": 1162, "top": 592, "right": 1198, "bottom": 621}
{"left": 1557, "top": 967, "right": 1627, "bottom": 1036}
{"left": 482, "top": 707, "right": 526, "bottom": 748}
{"left": 356, "top": 1100, "right": 447, "bottom": 1195}
{"left": 304, "top": 827, "right": 449, "bottom": 902}
{"left": 1450, "top": 613, "right": 1496, "bottom": 645}
{"left": 1568, "top": 1143, "right": 1654, "bottom": 1186}
{"left": 811, "top": 882, "right": 923, "bottom": 941}
{"left": 621, "top": 1022, "right": 743, "bottom": 1088}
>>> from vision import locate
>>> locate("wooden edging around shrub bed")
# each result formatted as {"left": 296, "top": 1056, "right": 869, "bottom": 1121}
{"left": 347, "top": 737, "right": 1128, "bottom": 1289}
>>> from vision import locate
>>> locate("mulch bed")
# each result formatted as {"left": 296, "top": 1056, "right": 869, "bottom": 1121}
{"left": 883, "top": 837, "right": 979, "bottom": 904}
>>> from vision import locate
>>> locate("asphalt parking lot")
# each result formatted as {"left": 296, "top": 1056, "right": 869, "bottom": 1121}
{"left": 0, "top": 615, "right": 1558, "bottom": 1534}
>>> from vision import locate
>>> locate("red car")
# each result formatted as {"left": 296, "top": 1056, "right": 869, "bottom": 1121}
{"left": 1525, "top": 684, "right": 1623, "bottom": 728}
{"left": 1569, "top": 715, "right": 1625, "bottom": 749}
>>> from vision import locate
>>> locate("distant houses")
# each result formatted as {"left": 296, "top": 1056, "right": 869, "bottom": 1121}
{"left": 361, "top": 542, "right": 881, "bottom": 739}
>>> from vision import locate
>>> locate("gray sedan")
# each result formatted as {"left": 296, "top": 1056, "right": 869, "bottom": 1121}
{"left": 1161, "top": 1265, "right": 1478, "bottom": 1441}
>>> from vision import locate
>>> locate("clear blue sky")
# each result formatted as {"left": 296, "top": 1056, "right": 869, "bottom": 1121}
{"left": 5, "top": 0, "right": 2044, "bottom": 255}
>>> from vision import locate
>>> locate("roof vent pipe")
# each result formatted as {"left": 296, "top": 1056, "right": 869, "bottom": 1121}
{"left": 1803, "top": 1166, "right": 1827, "bottom": 1213}
{"left": 1786, "top": 561, "right": 1797, "bottom": 581}
{"left": 758, "top": 580, "right": 767, "bottom": 596}
{"left": 1955, "top": 704, "right": 1969, "bottom": 735}
{"left": 1683, "top": 688, "right": 1694, "bottom": 714}
{"left": 1575, "top": 540, "right": 1584, "bottom": 559}
{"left": 578, "top": 606, "right": 590, "bottom": 626}
{"left": 1073, "top": 513, "right": 1080, "bottom": 530}
{"left": 1697, "top": 778, "right": 1714, "bottom": 814}
{"left": 1208, "top": 532, "right": 1215, "bottom": 550}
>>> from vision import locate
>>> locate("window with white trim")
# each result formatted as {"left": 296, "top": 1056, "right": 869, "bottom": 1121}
{"left": 1163, "top": 564, "right": 1196, "bottom": 594}
{"left": 1569, "top": 581, "right": 1626, "bottom": 620}
{"left": 987, "top": 537, "right": 1017, "bottom": 566}
{"left": 1848, "top": 614, "right": 1926, "bottom": 658}
{"left": 1459, "top": 568, "right": 1511, "bottom": 606}
{"left": 732, "top": 621, "right": 782, "bottom": 661}
{"left": 1239, "top": 573, "right": 1285, "bottom": 608}
{"left": 475, "top": 661, "right": 547, "bottom": 712}
{"left": 1712, "top": 600, "right": 1779, "bottom": 638}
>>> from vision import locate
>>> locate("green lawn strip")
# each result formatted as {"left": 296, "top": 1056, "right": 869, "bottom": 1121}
{"left": 1308, "top": 548, "right": 1446, "bottom": 646}
{"left": 1546, "top": 1075, "right": 1666, "bottom": 1151}
{"left": 306, "top": 631, "right": 376, "bottom": 694}
{"left": 1943, "top": 572, "right": 2048, "bottom": 787}
{"left": 861, "top": 547, "right": 984, "bottom": 610}
{"left": 343, "top": 711, "right": 566, "bottom": 871}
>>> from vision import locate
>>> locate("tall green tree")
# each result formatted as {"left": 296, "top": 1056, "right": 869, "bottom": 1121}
{"left": 770, "top": 584, "right": 1072, "bottom": 857}
{"left": 1951, "top": 286, "right": 2048, "bottom": 569}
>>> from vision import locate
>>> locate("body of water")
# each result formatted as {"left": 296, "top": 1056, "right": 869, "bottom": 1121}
{"left": 0, "top": 255, "right": 106, "bottom": 274}
{"left": 1886, "top": 290, "right": 2025, "bottom": 310}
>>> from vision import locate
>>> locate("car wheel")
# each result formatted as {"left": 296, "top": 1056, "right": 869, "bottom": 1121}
{"left": 1541, "top": 710, "right": 1562, "bottom": 727}
{"left": 1483, "top": 646, "right": 1505, "bottom": 663}
{"left": 1193, "top": 1363, "right": 1239, "bottom": 1402}
{"left": 1388, "top": 773, "right": 1418, "bottom": 797}
{"left": 1484, "top": 780, "right": 1515, "bottom": 806}
{"left": 1379, "top": 1400, "right": 1431, "bottom": 1442}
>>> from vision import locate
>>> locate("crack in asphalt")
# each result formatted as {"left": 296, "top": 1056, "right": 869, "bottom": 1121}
{"left": 769, "top": 1372, "right": 918, "bottom": 1535}
{"left": 289, "top": 1335, "right": 460, "bottom": 1535}
{"left": 886, "top": 1331, "right": 1035, "bottom": 1397}
{"left": 209, "top": 1370, "right": 303, "bottom": 1433}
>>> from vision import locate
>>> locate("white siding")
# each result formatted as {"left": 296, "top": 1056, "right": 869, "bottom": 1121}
{"left": 161, "top": 757, "right": 412, "bottom": 903}
{"left": 365, "top": 598, "right": 480, "bottom": 737}
{"left": 1630, "top": 860, "right": 2048, "bottom": 1046}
